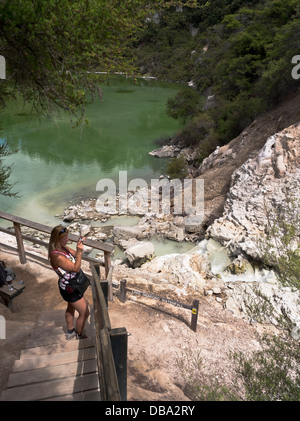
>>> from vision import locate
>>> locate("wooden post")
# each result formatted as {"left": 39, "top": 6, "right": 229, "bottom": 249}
{"left": 100, "top": 281, "right": 109, "bottom": 306}
{"left": 99, "top": 328, "right": 121, "bottom": 400}
{"left": 104, "top": 251, "right": 111, "bottom": 279}
{"left": 107, "top": 266, "right": 113, "bottom": 302}
{"left": 110, "top": 327, "right": 128, "bottom": 401}
{"left": 13, "top": 223, "right": 26, "bottom": 264}
{"left": 94, "top": 263, "right": 101, "bottom": 279}
{"left": 120, "top": 279, "right": 127, "bottom": 303}
{"left": 190, "top": 299, "right": 199, "bottom": 332}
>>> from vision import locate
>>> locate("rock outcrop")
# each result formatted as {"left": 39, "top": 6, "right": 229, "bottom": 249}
{"left": 207, "top": 123, "right": 300, "bottom": 260}
{"left": 140, "top": 122, "right": 300, "bottom": 338}
{"left": 125, "top": 241, "right": 155, "bottom": 269}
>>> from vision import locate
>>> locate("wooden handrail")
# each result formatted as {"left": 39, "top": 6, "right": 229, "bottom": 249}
{"left": 0, "top": 210, "right": 114, "bottom": 277}
{"left": 90, "top": 263, "right": 127, "bottom": 401}
{"left": 0, "top": 210, "right": 114, "bottom": 253}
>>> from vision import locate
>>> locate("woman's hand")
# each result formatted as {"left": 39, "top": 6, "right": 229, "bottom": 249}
{"left": 76, "top": 236, "right": 85, "bottom": 254}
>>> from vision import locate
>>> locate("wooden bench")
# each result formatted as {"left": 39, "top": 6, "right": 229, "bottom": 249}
{"left": 0, "top": 281, "right": 25, "bottom": 311}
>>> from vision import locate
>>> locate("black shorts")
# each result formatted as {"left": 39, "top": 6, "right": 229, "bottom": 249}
{"left": 59, "top": 285, "right": 83, "bottom": 303}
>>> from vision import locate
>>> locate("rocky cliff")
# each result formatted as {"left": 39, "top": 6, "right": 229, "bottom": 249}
{"left": 207, "top": 122, "right": 300, "bottom": 260}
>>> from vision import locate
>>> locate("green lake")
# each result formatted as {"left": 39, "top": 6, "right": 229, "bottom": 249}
{"left": 0, "top": 77, "right": 195, "bottom": 256}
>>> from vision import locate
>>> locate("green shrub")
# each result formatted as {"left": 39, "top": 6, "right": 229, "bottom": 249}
{"left": 233, "top": 334, "right": 300, "bottom": 401}
{"left": 166, "top": 155, "right": 188, "bottom": 179}
{"left": 259, "top": 193, "right": 300, "bottom": 290}
{"left": 167, "top": 88, "right": 204, "bottom": 124}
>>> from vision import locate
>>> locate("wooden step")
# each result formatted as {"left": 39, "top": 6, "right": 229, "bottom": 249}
{"left": 28, "top": 322, "right": 64, "bottom": 339}
{"left": 37, "top": 309, "right": 94, "bottom": 326}
{"left": 13, "top": 346, "right": 96, "bottom": 372}
{"left": 20, "top": 337, "right": 95, "bottom": 359}
{"left": 26, "top": 326, "right": 94, "bottom": 347}
{"left": 44, "top": 389, "right": 101, "bottom": 401}
{"left": 0, "top": 372, "right": 100, "bottom": 401}
{"left": 1, "top": 308, "right": 101, "bottom": 402}
{"left": 8, "top": 359, "right": 97, "bottom": 388}
{"left": 37, "top": 309, "right": 66, "bottom": 323}
{"left": 26, "top": 333, "right": 67, "bottom": 348}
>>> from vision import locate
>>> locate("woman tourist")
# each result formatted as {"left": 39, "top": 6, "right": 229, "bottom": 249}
{"left": 48, "top": 225, "right": 89, "bottom": 340}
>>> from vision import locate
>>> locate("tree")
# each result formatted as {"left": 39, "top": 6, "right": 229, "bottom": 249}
{"left": 166, "top": 155, "right": 188, "bottom": 179}
{"left": 0, "top": 0, "right": 197, "bottom": 196}
{"left": 0, "top": 0, "right": 150, "bottom": 117}
{"left": 167, "top": 88, "right": 204, "bottom": 123}
{"left": 0, "top": 141, "right": 17, "bottom": 197}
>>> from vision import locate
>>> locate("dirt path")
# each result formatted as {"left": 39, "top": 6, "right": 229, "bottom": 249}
{"left": 0, "top": 247, "right": 267, "bottom": 401}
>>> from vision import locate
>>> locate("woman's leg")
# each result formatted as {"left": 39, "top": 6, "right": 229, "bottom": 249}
{"left": 65, "top": 302, "right": 75, "bottom": 330}
{"left": 70, "top": 297, "right": 90, "bottom": 335}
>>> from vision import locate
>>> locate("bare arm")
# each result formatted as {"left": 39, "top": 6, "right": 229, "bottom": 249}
{"left": 50, "top": 238, "right": 85, "bottom": 273}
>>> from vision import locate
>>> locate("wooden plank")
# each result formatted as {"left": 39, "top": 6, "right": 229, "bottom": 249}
{"left": 107, "top": 266, "right": 113, "bottom": 302}
{"left": 0, "top": 282, "right": 25, "bottom": 299}
{"left": 20, "top": 337, "right": 95, "bottom": 359}
{"left": 8, "top": 359, "right": 97, "bottom": 388}
{"left": 28, "top": 324, "right": 65, "bottom": 340}
{"left": 90, "top": 263, "right": 111, "bottom": 331}
{"left": 110, "top": 327, "right": 128, "bottom": 401}
{"left": 37, "top": 309, "right": 67, "bottom": 323}
{"left": 104, "top": 251, "right": 111, "bottom": 278}
{"left": 44, "top": 389, "right": 101, "bottom": 401}
{"left": 0, "top": 372, "right": 100, "bottom": 401}
{"left": 26, "top": 333, "right": 69, "bottom": 348}
{"left": 99, "top": 328, "right": 121, "bottom": 401}
{"left": 0, "top": 211, "right": 53, "bottom": 234}
{"left": 0, "top": 238, "right": 107, "bottom": 268}
{"left": 13, "top": 222, "right": 26, "bottom": 264}
{"left": 0, "top": 210, "right": 114, "bottom": 253}
{"left": 13, "top": 347, "right": 96, "bottom": 372}
{"left": 125, "top": 285, "right": 193, "bottom": 310}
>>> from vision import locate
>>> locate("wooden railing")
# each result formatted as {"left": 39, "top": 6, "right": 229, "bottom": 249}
{"left": 0, "top": 210, "right": 113, "bottom": 278}
{"left": 0, "top": 211, "right": 127, "bottom": 401}
{"left": 118, "top": 279, "right": 199, "bottom": 332}
{"left": 90, "top": 263, "right": 127, "bottom": 401}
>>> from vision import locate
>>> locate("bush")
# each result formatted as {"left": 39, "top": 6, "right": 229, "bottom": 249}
{"left": 174, "top": 113, "right": 215, "bottom": 147}
{"left": 167, "top": 88, "right": 204, "bottom": 124}
{"left": 176, "top": 349, "right": 241, "bottom": 401}
{"left": 233, "top": 334, "right": 300, "bottom": 401}
{"left": 166, "top": 156, "right": 188, "bottom": 179}
{"left": 259, "top": 192, "right": 300, "bottom": 290}
{"left": 177, "top": 333, "right": 300, "bottom": 401}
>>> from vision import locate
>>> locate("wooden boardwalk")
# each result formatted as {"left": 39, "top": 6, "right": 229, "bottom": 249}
{"left": 0, "top": 309, "right": 101, "bottom": 401}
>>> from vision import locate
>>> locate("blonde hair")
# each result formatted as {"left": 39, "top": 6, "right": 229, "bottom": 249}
{"left": 48, "top": 225, "right": 68, "bottom": 258}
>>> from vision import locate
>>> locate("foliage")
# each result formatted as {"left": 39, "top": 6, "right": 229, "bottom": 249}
{"left": 176, "top": 348, "right": 241, "bottom": 401}
{"left": 0, "top": 0, "right": 197, "bottom": 196}
{"left": 166, "top": 155, "right": 188, "bottom": 179}
{"left": 233, "top": 334, "right": 300, "bottom": 401}
{"left": 259, "top": 193, "right": 300, "bottom": 290}
{"left": 137, "top": 0, "right": 300, "bottom": 147}
{"left": 0, "top": 0, "right": 146, "bottom": 117}
{"left": 0, "top": 141, "right": 17, "bottom": 197}
{"left": 177, "top": 332, "right": 300, "bottom": 401}
{"left": 171, "top": 112, "right": 219, "bottom": 164}
{"left": 166, "top": 88, "right": 204, "bottom": 123}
